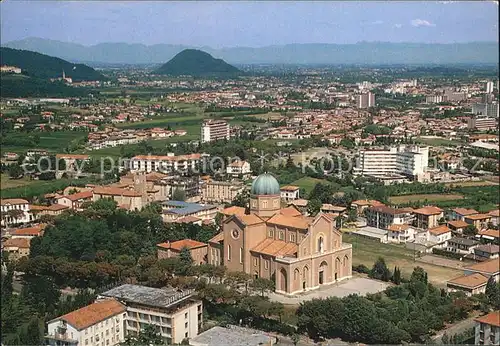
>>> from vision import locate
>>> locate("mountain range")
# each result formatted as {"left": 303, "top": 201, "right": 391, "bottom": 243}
{"left": 3, "top": 38, "right": 499, "bottom": 65}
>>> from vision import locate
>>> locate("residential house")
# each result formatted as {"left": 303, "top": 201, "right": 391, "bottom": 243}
{"left": 157, "top": 239, "right": 208, "bottom": 265}
{"left": 226, "top": 160, "right": 251, "bottom": 178}
{"left": 426, "top": 225, "right": 452, "bottom": 248}
{"left": 413, "top": 206, "right": 444, "bottom": 229}
{"left": 472, "top": 245, "right": 500, "bottom": 262}
{"left": 488, "top": 209, "right": 499, "bottom": 227}
{"left": 446, "top": 273, "right": 489, "bottom": 296}
{"left": 465, "top": 214, "right": 492, "bottom": 230}
{"left": 477, "top": 229, "right": 500, "bottom": 244}
{"left": 447, "top": 237, "right": 480, "bottom": 255}
{"left": 10, "top": 224, "right": 46, "bottom": 239}
{"left": 387, "top": 224, "right": 417, "bottom": 243}
{"left": 280, "top": 186, "right": 300, "bottom": 202}
{"left": 99, "top": 284, "right": 203, "bottom": 344}
{"left": 56, "top": 191, "right": 93, "bottom": 211}
{"left": 474, "top": 311, "right": 500, "bottom": 345}
{"left": 464, "top": 259, "right": 500, "bottom": 282}
{"left": 1, "top": 238, "right": 30, "bottom": 261}
{"left": 0, "top": 198, "right": 32, "bottom": 227}
{"left": 46, "top": 299, "right": 126, "bottom": 346}
{"left": 365, "top": 206, "right": 413, "bottom": 229}
{"left": 447, "top": 219, "right": 470, "bottom": 235}
{"left": 31, "top": 203, "right": 69, "bottom": 217}
{"left": 351, "top": 199, "right": 384, "bottom": 216}
{"left": 92, "top": 187, "right": 144, "bottom": 211}
{"left": 449, "top": 208, "right": 479, "bottom": 221}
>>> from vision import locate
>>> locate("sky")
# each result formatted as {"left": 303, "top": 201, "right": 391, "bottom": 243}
{"left": 1, "top": 1, "right": 498, "bottom": 48}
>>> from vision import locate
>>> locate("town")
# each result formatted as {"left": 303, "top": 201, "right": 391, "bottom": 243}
{"left": 1, "top": 1, "right": 499, "bottom": 346}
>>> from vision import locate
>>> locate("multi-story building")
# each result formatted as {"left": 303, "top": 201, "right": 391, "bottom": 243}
{"left": 99, "top": 284, "right": 203, "bottom": 344}
{"left": 446, "top": 273, "right": 489, "bottom": 297}
{"left": 425, "top": 95, "right": 444, "bottom": 104}
{"left": 465, "top": 213, "right": 493, "bottom": 230}
{"left": 226, "top": 160, "right": 251, "bottom": 177}
{"left": 2, "top": 238, "right": 31, "bottom": 261}
{"left": 0, "top": 198, "right": 32, "bottom": 227}
{"left": 468, "top": 116, "right": 499, "bottom": 131}
{"left": 208, "top": 173, "right": 353, "bottom": 295}
{"left": 355, "top": 92, "right": 375, "bottom": 109}
{"left": 46, "top": 299, "right": 126, "bottom": 346}
{"left": 354, "top": 146, "right": 429, "bottom": 181}
{"left": 56, "top": 191, "right": 94, "bottom": 211}
{"left": 1, "top": 65, "right": 22, "bottom": 74}
{"left": 157, "top": 239, "right": 208, "bottom": 265}
{"left": 412, "top": 206, "right": 444, "bottom": 229}
{"left": 201, "top": 180, "right": 244, "bottom": 204}
{"left": 486, "top": 81, "right": 495, "bottom": 94}
{"left": 426, "top": 225, "right": 452, "bottom": 248}
{"left": 130, "top": 154, "right": 202, "bottom": 174}
{"left": 386, "top": 224, "right": 417, "bottom": 244}
{"left": 472, "top": 102, "right": 499, "bottom": 118}
{"left": 365, "top": 206, "right": 413, "bottom": 230}
{"left": 161, "top": 201, "right": 218, "bottom": 223}
{"left": 92, "top": 187, "right": 145, "bottom": 211}
{"left": 201, "top": 120, "right": 230, "bottom": 143}
{"left": 280, "top": 186, "right": 300, "bottom": 202}
{"left": 474, "top": 311, "right": 500, "bottom": 345}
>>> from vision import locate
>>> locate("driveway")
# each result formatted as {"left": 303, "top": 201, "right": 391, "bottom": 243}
{"left": 269, "top": 277, "right": 391, "bottom": 305}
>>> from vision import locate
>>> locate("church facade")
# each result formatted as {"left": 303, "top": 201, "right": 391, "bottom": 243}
{"left": 208, "top": 173, "right": 352, "bottom": 295}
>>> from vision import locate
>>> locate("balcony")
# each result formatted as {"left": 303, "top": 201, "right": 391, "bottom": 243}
{"left": 45, "top": 332, "right": 78, "bottom": 344}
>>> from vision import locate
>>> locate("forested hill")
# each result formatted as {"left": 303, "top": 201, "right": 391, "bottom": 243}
{"left": 0, "top": 47, "right": 106, "bottom": 81}
{"left": 155, "top": 49, "right": 241, "bottom": 77}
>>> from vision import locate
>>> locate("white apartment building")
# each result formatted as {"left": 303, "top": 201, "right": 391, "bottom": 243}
{"left": 130, "top": 154, "right": 202, "bottom": 173}
{"left": 46, "top": 299, "right": 126, "bottom": 346}
{"left": 0, "top": 198, "right": 32, "bottom": 227}
{"left": 280, "top": 185, "right": 300, "bottom": 202}
{"left": 354, "top": 145, "right": 429, "bottom": 181}
{"left": 226, "top": 160, "right": 251, "bottom": 177}
{"left": 355, "top": 92, "right": 375, "bottom": 109}
{"left": 486, "top": 81, "right": 494, "bottom": 94}
{"left": 99, "top": 284, "right": 203, "bottom": 345}
{"left": 201, "top": 120, "right": 230, "bottom": 143}
{"left": 475, "top": 311, "right": 500, "bottom": 345}
{"left": 426, "top": 95, "right": 444, "bottom": 104}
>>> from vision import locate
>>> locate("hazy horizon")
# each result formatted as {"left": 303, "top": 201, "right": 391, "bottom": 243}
{"left": 1, "top": 1, "right": 498, "bottom": 48}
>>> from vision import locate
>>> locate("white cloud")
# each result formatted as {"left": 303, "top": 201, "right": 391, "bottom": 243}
{"left": 393, "top": 23, "right": 403, "bottom": 29}
{"left": 411, "top": 19, "right": 436, "bottom": 27}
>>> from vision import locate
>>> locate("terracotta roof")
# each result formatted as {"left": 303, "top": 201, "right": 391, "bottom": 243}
{"left": 413, "top": 206, "right": 443, "bottom": 216}
{"left": 266, "top": 214, "right": 310, "bottom": 230}
{"left": 209, "top": 232, "right": 224, "bottom": 244}
{"left": 489, "top": 209, "right": 500, "bottom": 217}
{"left": 478, "top": 229, "right": 500, "bottom": 238}
{"left": 145, "top": 172, "right": 168, "bottom": 182}
{"left": 387, "top": 224, "right": 410, "bottom": 232}
{"left": 475, "top": 311, "right": 500, "bottom": 328}
{"left": 447, "top": 220, "right": 469, "bottom": 229}
{"left": 279, "top": 206, "right": 303, "bottom": 217}
{"left": 251, "top": 238, "right": 298, "bottom": 257}
{"left": 174, "top": 216, "right": 201, "bottom": 224}
{"left": 452, "top": 208, "right": 478, "bottom": 216}
{"left": 11, "top": 224, "right": 46, "bottom": 236}
{"left": 60, "top": 191, "right": 93, "bottom": 202}
{"left": 3, "top": 238, "right": 30, "bottom": 248}
{"left": 464, "top": 213, "right": 492, "bottom": 221}
{"left": 321, "top": 204, "right": 347, "bottom": 212}
{"left": 93, "top": 187, "right": 141, "bottom": 197}
{"left": 228, "top": 160, "right": 248, "bottom": 167}
{"left": 30, "top": 204, "right": 48, "bottom": 211}
{"left": 464, "top": 258, "right": 500, "bottom": 274}
{"left": 352, "top": 199, "right": 372, "bottom": 206}
{"left": 0, "top": 198, "right": 29, "bottom": 205}
{"left": 447, "top": 273, "right": 489, "bottom": 288}
{"left": 290, "top": 199, "right": 308, "bottom": 207}
{"left": 475, "top": 244, "right": 500, "bottom": 254}
{"left": 368, "top": 205, "right": 410, "bottom": 215}
{"left": 237, "top": 214, "right": 265, "bottom": 226}
{"left": 157, "top": 239, "right": 207, "bottom": 251}
{"left": 58, "top": 299, "right": 126, "bottom": 330}
{"left": 131, "top": 154, "right": 201, "bottom": 161}
{"left": 55, "top": 154, "right": 89, "bottom": 160}
{"left": 221, "top": 206, "right": 246, "bottom": 217}
{"left": 428, "top": 225, "right": 451, "bottom": 236}
{"left": 280, "top": 185, "right": 300, "bottom": 191}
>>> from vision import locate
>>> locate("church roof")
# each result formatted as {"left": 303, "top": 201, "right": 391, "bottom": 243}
{"left": 251, "top": 238, "right": 298, "bottom": 257}
{"left": 221, "top": 206, "right": 246, "bottom": 216}
{"left": 279, "top": 206, "right": 303, "bottom": 217}
{"left": 237, "top": 214, "right": 265, "bottom": 226}
{"left": 266, "top": 213, "right": 310, "bottom": 230}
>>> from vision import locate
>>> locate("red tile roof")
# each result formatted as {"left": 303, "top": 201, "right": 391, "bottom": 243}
{"left": 251, "top": 238, "right": 298, "bottom": 257}
{"left": 57, "top": 299, "right": 126, "bottom": 330}
{"left": 413, "top": 206, "right": 443, "bottom": 216}
{"left": 157, "top": 239, "right": 207, "bottom": 251}
{"left": 475, "top": 311, "right": 500, "bottom": 328}
{"left": 447, "top": 273, "right": 489, "bottom": 288}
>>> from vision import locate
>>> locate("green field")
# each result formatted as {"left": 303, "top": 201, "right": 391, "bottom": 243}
{"left": 344, "top": 233, "right": 462, "bottom": 287}
{"left": 2, "top": 131, "right": 87, "bottom": 153}
{"left": 389, "top": 193, "right": 464, "bottom": 205}
{"left": 416, "top": 137, "right": 463, "bottom": 147}
{"left": 0, "top": 173, "right": 36, "bottom": 190}
{"left": 289, "top": 177, "right": 328, "bottom": 195}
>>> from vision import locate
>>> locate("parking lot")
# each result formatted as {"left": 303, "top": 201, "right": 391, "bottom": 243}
{"left": 269, "top": 277, "right": 391, "bottom": 305}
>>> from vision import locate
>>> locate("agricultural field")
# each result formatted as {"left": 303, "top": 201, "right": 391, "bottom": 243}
{"left": 343, "top": 233, "right": 462, "bottom": 287}
{"left": 388, "top": 193, "right": 464, "bottom": 205}
{"left": 1, "top": 131, "right": 87, "bottom": 153}
{"left": 289, "top": 177, "right": 328, "bottom": 195}
{"left": 0, "top": 173, "right": 36, "bottom": 190}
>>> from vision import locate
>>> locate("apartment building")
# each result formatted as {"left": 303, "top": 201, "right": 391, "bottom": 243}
{"left": 365, "top": 206, "right": 413, "bottom": 230}
{"left": 354, "top": 146, "right": 429, "bottom": 181}
{"left": 474, "top": 311, "right": 500, "bottom": 345}
{"left": 201, "top": 180, "right": 244, "bottom": 204}
{"left": 99, "top": 284, "right": 203, "bottom": 344}
{"left": 472, "top": 102, "right": 499, "bottom": 118}
{"left": 201, "top": 120, "right": 230, "bottom": 143}
{"left": 46, "top": 299, "right": 126, "bottom": 346}
{"left": 161, "top": 201, "right": 218, "bottom": 223}
{"left": 465, "top": 213, "right": 493, "bottom": 230}
{"left": 412, "top": 206, "right": 444, "bottom": 229}
{"left": 157, "top": 239, "right": 208, "bottom": 265}
{"left": 0, "top": 198, "right": 32, "bottom": 227}
{"left": 226, "top": 160, "right": 251, "bottom": 177}
{"left": 355, "top": 92, "right": 375, "bottom": 109}
{"left": 280, "top": 186, "right": 300, "bottom": 202}
{"left": 387, "top": 224, "right": 417, "bottom": 244}
{"left": 468, "top": 116, "right": 498, "bottom": 131}
{"left": 129, "top": 154, "right": 202, "bottom": 174}
{"left": 426, "top": 225, "right": 452, "bottom": 248}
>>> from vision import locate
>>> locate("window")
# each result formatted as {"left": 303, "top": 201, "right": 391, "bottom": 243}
{"left": 290, "top": 233, "right": 295, "bottom": 242}
{"left": 106, "top": 340, "right": 109, "bottom": 346}
{"left": 106, "top": 330, "right": 109, "bottom": 336}
{"left": 185, "top": 313, "right": 188, "bottom": 319}
{"left": 317, "top": 236, "right": 324, "bottom": 253}
{"left": 85, "top": 330, "right": 88, "bottom": 335}
{"left": 268, "top": 229, "right": 274, "bottom": 238}
{"left": 262, "top": 200, "right": 268, "bottom": 208}
{"left": 185, "top": 332, "right": 189, "bottom": 338}
{"left": 239, "top": 247, "right": 243, "bottom": 263}
{"left": 279, "top": 231, "right": 284, "bottom": 240}
{"left": 227, "top": 245, "right": 231, "bottom": 261}
{"left": 85, "top": 339, "right": 88, "bottom": 345}
{"left": 265, "top": 260, "right": 269, "bottom": 269}
{"left": 253, "top": 258, "right": 258, "bottom": 266}
{"left": 273, "top": 199, "right": 279, "bottom": 206}
{"left": 185, "top": 322, "right": 188, "bottom": 328}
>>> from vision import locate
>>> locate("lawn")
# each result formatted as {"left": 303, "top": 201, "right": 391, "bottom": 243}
{"left": 289, "top": 177, "right": 328, "bottom": 195}
{"left": 389, "top": 193, "right": 464, "bottom": 205}
{"left": 343, "top": 233, "right": 462, "bottom": 287}
{"left": 0, "top": 173, "right": 36, "bottom": 190}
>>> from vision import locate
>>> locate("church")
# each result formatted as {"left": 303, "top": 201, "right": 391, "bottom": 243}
{"left": 208, "top": 173, "right": 353, "bottom": 295}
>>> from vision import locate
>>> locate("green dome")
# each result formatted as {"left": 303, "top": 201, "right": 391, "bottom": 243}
{"left": 251, "top": 173, "right": 280, "bottom": 195}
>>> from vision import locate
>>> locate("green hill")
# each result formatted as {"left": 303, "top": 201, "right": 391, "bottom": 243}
{"left": 0, "top": 74, "right": 89, "bottom": 98}
{"left": 154, "top": 49, "right": 241, "bottom": 77}
{"left": 0, "top": 47, "right": 106, "bottom": 81}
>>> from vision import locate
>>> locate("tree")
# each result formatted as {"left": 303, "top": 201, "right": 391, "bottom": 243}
{"left": 392, "top": 266, "right": 402, "bottom": 285}
{"left": 122, "top": 324, "right": 164, "bottom": 346}
{"left": 250, "top": 277, "right": 275, "bottom": 297}
{"left": 8, "top": 163, "right": 23, "bottom": 179}
{"left": 369, "top": 257, "right": 391, "bottom": 282}
{"left": 177, "top": 247, "right": 194, "bottom": 276}
{"left": 464, "top": 224, "right": 478, "bottom": 236}
{"left": 485, "top": 276, "right": 500, "bottom": 309}
{"left": 307, "top": 199, "right": 321, "bottom": 216}
{"left": 172, "top": 188, "right": 186, "bottom": 202}
{"left": 231, "top": 190, "right": 249, "bottom": 208}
